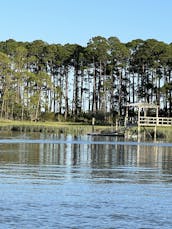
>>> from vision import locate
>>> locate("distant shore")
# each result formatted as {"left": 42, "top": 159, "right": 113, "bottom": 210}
{"left": 0, "top": 120, "right": 172, "bottom": 139}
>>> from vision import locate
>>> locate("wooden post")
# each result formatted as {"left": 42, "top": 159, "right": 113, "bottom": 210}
{"left": 138, "top": 106, "right": 141, "bottom": 140}
{"left": 125, "top": 106, "right": 128, "bottom": 127}
{"left": 115, "top": 117, "right": 118, "bottom": 131}
{"left": 154, "top": 125, "right": 157, "bottom": 141}
{"left": 92, "top": 117, "right": 95, "bottom": 132}
{"left": 154, "top": 105, "right": 158, "bottom": 141}
{"left": 156, "top": 106, "right": 159, "bottom": 126}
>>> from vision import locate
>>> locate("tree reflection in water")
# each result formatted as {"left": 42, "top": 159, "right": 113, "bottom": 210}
{"left": 0, "top": 134, "right": 172, "bottom": 178}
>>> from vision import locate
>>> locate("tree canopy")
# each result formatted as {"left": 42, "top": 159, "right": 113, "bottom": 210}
{"left": 0, "top": 36, "right": 172, "bottom": 122}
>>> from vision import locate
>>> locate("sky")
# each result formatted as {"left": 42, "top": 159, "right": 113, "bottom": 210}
{"left": 0, "top": 0, "right": 172, "bottom": 46}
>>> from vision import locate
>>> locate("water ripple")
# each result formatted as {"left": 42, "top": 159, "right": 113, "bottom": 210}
{"left": 0, "top": 138, "right": 172, "bottom": 147}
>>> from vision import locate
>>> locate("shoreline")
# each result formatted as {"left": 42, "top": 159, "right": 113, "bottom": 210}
{"left": 0, "top": 120, "right": 171, "bottom": 138}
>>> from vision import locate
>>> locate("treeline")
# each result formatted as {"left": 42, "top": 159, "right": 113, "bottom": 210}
{"left": 0, "top": 37, "right": 172, "bottom": 122}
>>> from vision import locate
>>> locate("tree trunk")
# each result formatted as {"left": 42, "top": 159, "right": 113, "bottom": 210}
{"left": 64, "top": 68, "right": 69, "bottom": 120}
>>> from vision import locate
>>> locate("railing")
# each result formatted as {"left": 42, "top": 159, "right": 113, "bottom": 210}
{"left": 139, "top": 117, "right": 172, "bottom": 126}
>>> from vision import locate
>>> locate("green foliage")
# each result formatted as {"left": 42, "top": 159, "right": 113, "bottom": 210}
{"left": 40, "top": 112, "right": 55, "bottom": 121}
{"left": 0, "top": 36, "right": 172, "bottom": 121}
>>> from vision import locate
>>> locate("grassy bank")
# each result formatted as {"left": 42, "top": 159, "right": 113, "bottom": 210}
{"left": 0, "top": 120, "right": 109, "bottom": 135}
{"left": 126, "top": 126, "right": 172, "bottom": 141}
{"left": 0, "top": 119, "right": 172, "bottom": 138}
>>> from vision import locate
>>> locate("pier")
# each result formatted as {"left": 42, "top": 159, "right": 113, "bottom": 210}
{"left": 125, "top": 102, "right": 172, "bottom": 140}
{"left": 138, "top": 116, "right": 172, "bottom": 126}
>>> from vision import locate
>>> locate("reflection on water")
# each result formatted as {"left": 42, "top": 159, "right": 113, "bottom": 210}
{"left": 0, "top": 136, "right": 172, "bottom": 173}
{"left": 0, "top": 132, "right": 172, "bottom": 228}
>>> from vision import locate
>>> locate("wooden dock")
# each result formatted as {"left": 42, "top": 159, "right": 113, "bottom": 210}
{"left": 139, "top": 116, "right": 172, "bottom": 126}
{"left": 126, "top": 102, "right": 172, "bottom": 127}
{"left": 125, "top": 102, "right": 172, "bottom": 140}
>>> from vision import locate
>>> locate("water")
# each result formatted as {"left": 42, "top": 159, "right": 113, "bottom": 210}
{"left": 0, "top": 132, "right": 172, "bottom": 229}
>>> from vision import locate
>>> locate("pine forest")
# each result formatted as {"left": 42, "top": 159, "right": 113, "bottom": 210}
{"left": 0, "top": 37, "right": 172, "bottom": 123}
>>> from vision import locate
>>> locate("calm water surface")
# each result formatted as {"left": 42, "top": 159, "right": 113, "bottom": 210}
{"left": 0, "top": 132, "right": 172, "bottom": 229}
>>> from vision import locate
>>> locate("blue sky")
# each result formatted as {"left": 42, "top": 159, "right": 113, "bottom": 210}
{"left": 0, "top": 0, "right": 172, "bottom": 46}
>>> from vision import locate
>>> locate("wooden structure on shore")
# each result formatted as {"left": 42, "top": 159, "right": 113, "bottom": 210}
{"left": 126, "top": 102, "right": 172, "bottom": 126}
{"left": 125, "top": 102, "right": 172, "bottom": 139}
{"left": 138, "top": 116, "right": 172, "bottom": 126}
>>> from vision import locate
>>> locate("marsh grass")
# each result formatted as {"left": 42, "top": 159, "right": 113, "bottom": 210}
{"left": 126, "top": 126, "right": 172, "bottom": 141}
{"left": 0, "top": 120, "right": 171, "bottom": 139}
{"left": 0, "top": 120, "right": 112, "bottom": 135}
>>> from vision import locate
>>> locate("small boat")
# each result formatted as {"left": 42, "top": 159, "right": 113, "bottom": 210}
{"left": 87, "top": 131, "right": 124, "bottom": 137}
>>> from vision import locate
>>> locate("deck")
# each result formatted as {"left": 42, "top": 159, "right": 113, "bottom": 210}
{"left": 138, "top": 117, "right": 172, "bottom": 126}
